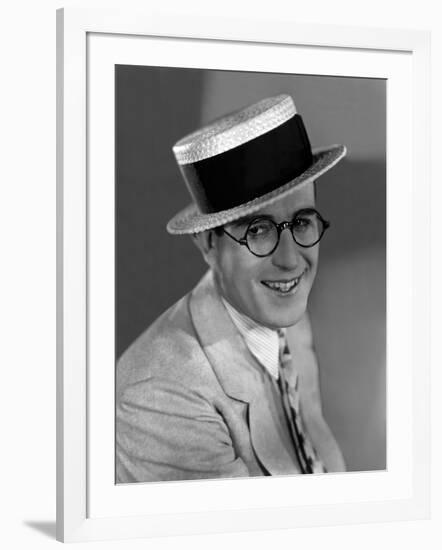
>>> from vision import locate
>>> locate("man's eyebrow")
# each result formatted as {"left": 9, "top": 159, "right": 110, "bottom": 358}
{"left": 229, "top": 207, "right": 316, "bottom": 228}
{"left": 229, "top": 214, "right": 274, "bottom": 227}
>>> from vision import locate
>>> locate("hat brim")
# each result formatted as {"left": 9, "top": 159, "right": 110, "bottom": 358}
{"left": 167, "top": 144, "right": 346, "bottom": 235}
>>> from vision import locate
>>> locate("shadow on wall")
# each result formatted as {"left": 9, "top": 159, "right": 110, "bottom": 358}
{"left": 116, "top": 66, "right": 207, "bottom": 358}
{"left": 309, "top": 158, "right": 386, "bottom": 472}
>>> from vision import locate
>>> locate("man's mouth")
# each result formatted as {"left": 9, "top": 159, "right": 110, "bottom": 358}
{"left": 261, "top": 273, "right": 304, "bottom": 294}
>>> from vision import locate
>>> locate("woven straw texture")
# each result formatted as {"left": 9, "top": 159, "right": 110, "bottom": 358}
{"left": 173, "top": 94, "right": 296, "bottom": 165}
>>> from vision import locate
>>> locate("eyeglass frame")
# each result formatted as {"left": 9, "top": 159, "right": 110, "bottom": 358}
{"left": 220, "top": 208, "right": 331, "bottom": 258}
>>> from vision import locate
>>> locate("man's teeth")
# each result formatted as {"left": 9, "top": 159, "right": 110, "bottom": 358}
{"left": 264, "top": 277, "right": 300, "bottom": 292}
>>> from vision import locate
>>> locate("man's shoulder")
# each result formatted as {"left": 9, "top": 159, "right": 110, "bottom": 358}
{"left": 120, "top": 293, "right": 192, "bottom": 359}
{"left": 116, "top": 286, "right": 215, "bottom": 397}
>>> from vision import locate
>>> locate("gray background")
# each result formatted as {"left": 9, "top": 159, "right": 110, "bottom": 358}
{"left": 116, "top": 66, "right": 386, "bottom": 473}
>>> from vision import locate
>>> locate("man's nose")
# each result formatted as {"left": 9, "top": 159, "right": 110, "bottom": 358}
{"left": 272, "top": 228, "right": 300, "bottom": 271}
{"left": 271, "top": 227, "right": 301, "bottom": 270}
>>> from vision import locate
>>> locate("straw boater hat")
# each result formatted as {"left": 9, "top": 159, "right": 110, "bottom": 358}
{"left": 167, "top": 94, "right": 346, "bottom": 235}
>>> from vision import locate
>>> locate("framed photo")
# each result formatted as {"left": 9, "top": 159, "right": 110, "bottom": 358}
{"left": 56, "top": 7, "right": 430, "bottom": 543}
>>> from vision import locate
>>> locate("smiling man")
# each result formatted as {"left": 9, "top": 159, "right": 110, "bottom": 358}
{"left": 203, "top": 189, "right": 320, "bottom": 330}
{"left": 116, "top": 94, "right": 347, "bottom": 482}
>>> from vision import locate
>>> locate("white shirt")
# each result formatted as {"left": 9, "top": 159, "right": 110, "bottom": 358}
{"left": 221, "top": 298, "right": 284, "bottom": 379}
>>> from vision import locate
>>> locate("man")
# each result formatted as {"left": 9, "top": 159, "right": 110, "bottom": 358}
{"left": 116, "top": 94, "right": 346, "bottom": 482}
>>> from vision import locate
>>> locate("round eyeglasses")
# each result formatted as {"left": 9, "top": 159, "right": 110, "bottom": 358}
{"left": 221, "top": 208, "right": 330, "bottom": 257}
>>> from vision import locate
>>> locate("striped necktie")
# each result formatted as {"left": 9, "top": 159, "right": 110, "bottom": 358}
{"left": 277, "top": 330, "right": 327, "bottom": 474}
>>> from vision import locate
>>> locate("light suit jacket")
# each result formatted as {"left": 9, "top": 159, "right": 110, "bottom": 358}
{"left": 116, "top": 270, "right": 344, "bottom": 482}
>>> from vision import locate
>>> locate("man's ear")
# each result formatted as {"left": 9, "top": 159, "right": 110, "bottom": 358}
{"left": 192, "top": 230, "right": 217, "bottom": 268}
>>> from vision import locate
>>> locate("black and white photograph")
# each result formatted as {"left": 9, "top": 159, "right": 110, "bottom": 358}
{"left": 115, "top": 66, "right": 386, "bottom": 483}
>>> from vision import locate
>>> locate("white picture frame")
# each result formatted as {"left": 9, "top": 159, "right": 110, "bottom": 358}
{"left": 56, "top": 7, "right": 431, "bottom": 543}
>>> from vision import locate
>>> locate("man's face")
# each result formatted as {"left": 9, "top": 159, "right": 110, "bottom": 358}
{"left": 204, "top": 182, "right": 319, "bottom": 329}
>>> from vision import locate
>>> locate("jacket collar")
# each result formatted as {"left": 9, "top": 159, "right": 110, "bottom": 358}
{"left": 189, "top": 270, "right": 262, "bottom": 404}
{"left": 189, "top": 270, "right": 301, "bottom": 475}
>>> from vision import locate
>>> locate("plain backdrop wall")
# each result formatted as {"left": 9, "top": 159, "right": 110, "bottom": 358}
{"left": 3, "top": 1, "right": 441, "bottom": 549}
{"left": 116, "top": 67, "right": 386, "bottom": 472}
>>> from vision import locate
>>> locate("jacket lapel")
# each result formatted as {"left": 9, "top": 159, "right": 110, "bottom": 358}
{"left": 189, "top": 270, "right": 300, "bottom": 476}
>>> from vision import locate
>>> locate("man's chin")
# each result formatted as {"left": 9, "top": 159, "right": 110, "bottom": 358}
{"left": 256, "top": 309, "right": 307, "bottom": 330}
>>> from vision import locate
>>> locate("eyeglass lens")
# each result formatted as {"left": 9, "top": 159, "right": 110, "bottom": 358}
{"left": 246, "top": 212, "right": 324, "bottom": 256}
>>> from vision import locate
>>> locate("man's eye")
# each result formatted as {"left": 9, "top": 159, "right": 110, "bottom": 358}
{"left": 293, "top": 217, "right": 312, "bottom": 230}
{"left": 248, "top": 221, "right": 272, "bottom": 237}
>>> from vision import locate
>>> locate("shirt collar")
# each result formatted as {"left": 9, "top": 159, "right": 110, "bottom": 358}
{"left": 221, "top": 298, "right": 284, "bottom": 379}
